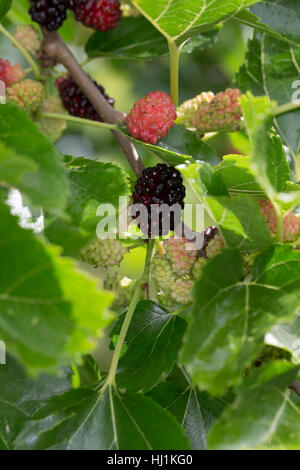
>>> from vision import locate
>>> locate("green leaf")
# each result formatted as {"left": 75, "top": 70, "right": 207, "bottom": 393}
{"left": 205, "top": 195, "right": 272, "bottom": 251}
{"left": 0, "top": 201, "right": 114, "bottom": 373}
{"left": 182, "top": 162, "right": 228, "bottom": 198}
{"left": 215, "top": 155, "right": 264, "bottom": 196}
{"left": 0, "top": 104, "right": 69, "bottom": 216}
{"left": 111, "top": 301, "right": 186, "bottom": 392}
{"left": 235, "top": 1, "right": 300, "bottom": 46}
{"left": 241, "top": 93, "right": 291, "bottom": 204}
{"left": 45, "top": 158, "right": 130, "bottom": 256}
{"left": 71, "top": 355, "right": 102, "bottom": 389}
{"left": 181, "top": 246, "right": 300, "bottom": 395}
{"left": 182, "top": 161, "right": 272, "bottom": 251}
{"left": 15, "top": 385, "right": 190, "bottom": 450}
{"left": 208, "top": 362, "right": 300, "bottom": 450}
{"left": 216, "top": 155, "right": 300, "bottom": 196}
{"left": 236, "top": 35, "right": 300, "bottom": 159}
{"left": 119, "top": 124, "right": 220, "bottom": 166}
{"left": 266, "top": 314, "right": 300, "bottom": 364}
{"left": 0, "top": 354, "right": 72, "bottom": 450}
{"left": 0, "top": 142, "right": 37, "bottom": 186}
{"left": 148, "top": 382, "right": 227, "bottom": 449}
{"left": 0, "top": 0, "right": 12, "bottom": 19}
{"left": 132, "top": 0, "right": 259, "bottom": 45}
{"left": 86, "top": 17, "right": 217, "bottom": 60}
{"left": 250, "top": 0, "right": 300, "bottom": 44}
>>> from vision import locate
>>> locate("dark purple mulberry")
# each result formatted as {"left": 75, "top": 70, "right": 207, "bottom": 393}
{"left": 55, "top": 74, "right": 114, "bottom": 122}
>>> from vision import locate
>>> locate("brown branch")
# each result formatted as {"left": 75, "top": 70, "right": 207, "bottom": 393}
{"left": 42, "top": 30, "right": 144, "bottom": 177}
{"left": 289, "top": 380, "right": 300, "bottom": 398}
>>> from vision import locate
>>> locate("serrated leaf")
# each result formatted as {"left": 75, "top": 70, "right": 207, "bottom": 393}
{"left": 15, "top": 385, "right": 190, "bottom": 450}
{"left": 0, "top": 105, "right": 69, "bottom": 216}
{"left": 205, "top": 195, "right": 272, "bottom": 251}
{"left": 235, "top": 0, "right": 300, "bottom": 45}
{"left": 0, "top": 201, "right": 114, "bottom": 373}
{"left": 208, "top": 362, "right": 300, "bottom": 449}
{"left": 0, "top": 355, "right": 72, "bottom": 450}
{"left": 0, "top": 0, "right": 12, "bottom": 19}
{"left": 132, "top": 0, "right": 259, "bottom": 46}
{"left": 119, "top": 124, "right": 220, "bottom": 166}
{"left": 250, "top": 0, "right": 300, "bottom": 44}
{"left": 266, "top": 312, "right": 300, "bottom": 363}
{"left": 182, "top": 162, "right": 272, "bottom": 251}
{"left": 215, "top": 155, "right": 263, "bottom": 196}
{"left": 182, "top": 162, "right": 228, "bottom": 198}
{"left": 111, "top": 301, "right": 186, "bottom": 392}
{"left": 236, "top": 35, "right": 300, "bottom": 159}
{"left": 148, "top": 382, "right": 227, "bottom": 449}
{"left": 181, "top": 246, "right": 300, "bottom": 395}
{"left": 241, "top": 93, "right": 291, "bottom": 205}
{"left": 45, "top": 158, "right": 130, "bottom": 256}
{"left": 86, "top": 17, "right": 217, "bottom": 60}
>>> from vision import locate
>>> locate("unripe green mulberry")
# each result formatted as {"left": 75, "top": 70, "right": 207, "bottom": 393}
{"left": 193, "top": 257, "right": 207, "bottom": 280}
{"left": 206, "top": 232, "right": 225, "bottom": 258}
{"left": 152, "top": 254, "right": 176, "bottom": 294}
{"left": 14, "top": 25, "right": 41, "bottom": 54}
{"left": 179, "top": 88, "right": 242, "bottom": 133}
{"left": 37, "top": 95, "right": 67, "bottom": 142}
{"left": 163, "top": 237, "right": 198, "bottom": 275}
{"left": 176, "top": 91, "right": 214, "bottom": 127}
{"left": 7, "top": 79, "right": 44, "bottom": 114}
{"left": 81, "top": 239, "right": 126, "bottom": 268}
{"left": 171, "top": 277, "right": 193, "bottom": 305}
{"left": 110, "top": 276, "right": 135, "bottom": 311}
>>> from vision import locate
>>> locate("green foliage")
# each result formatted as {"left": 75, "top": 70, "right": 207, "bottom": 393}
{"left": 0, "top": 0, "right": 12, "bottom": 20}
{"left": 0, "top": 0, "right": 300, "bottom": 451}
{"left": 45, "top": 158, "right": 130, "bottom": 256}
{"left": 208, "top": 362, "right": 300, "bottom": 449}
{"left": 236, "top": 35, "right": 300, "bottom": 159}
{"left": 132, "top": 0, "right": 260, "bottom": 45}
{"left": 181, "top": 246, "right": 300, "bottom": 395}
{"left": 111, "top": 301, "right": 186, "bottom": 392}
{"left": 86, "top": 17, "right": 217, "bottom": 60}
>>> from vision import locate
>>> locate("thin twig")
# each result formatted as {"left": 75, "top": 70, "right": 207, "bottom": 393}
{"left": 42, "top": 30, "right": 144, "bottom": 177}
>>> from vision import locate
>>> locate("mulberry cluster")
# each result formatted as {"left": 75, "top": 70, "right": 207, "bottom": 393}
{"left": 7, "top": 79, "right": 44, "bottom": 114}
{"left": 176, "top": 91, "right": 215, "bottom": 127}
{"left": 13, "top": 25, "right": 41, "bottom": 55}
{"left": 81, "top": 239, "right": 126, "bottom": 268}
{"left": 71, "top": 0, "right": 122, "bottom": 32}
{"left": 259, "top": 199, "right": 299, "bottom": 242}
{"left": 206, "top": 231, "right": 225, "bottom": 258}
{"left": 152, "top": 237, "right": 206, "bottom": 307}
{"left": 163, "top": 237, "right": 198, "bottom": 275}
{"left": 127, "top": 91, "right": 177, "bottom": 144}
{"left": 178, "top": 88, "right": 242, "bottom": 134}
{"left": 132, "top": 164, "right": 185, "bottom": 236}
{"left": 55, "top": 74, "right": 114, "bottom": 122}
{"left": 0, "top": 59, "right": 25, "bottom": 87}
{"left": 29, "top": 0, "right": 68, "bottom": 31}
